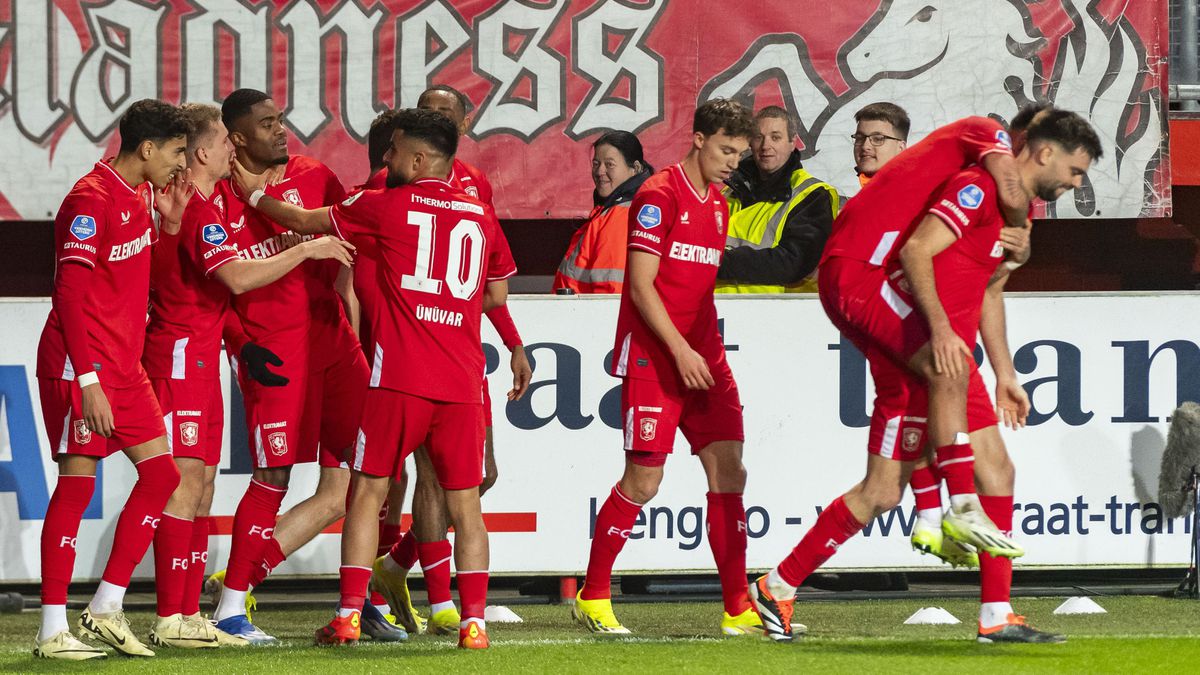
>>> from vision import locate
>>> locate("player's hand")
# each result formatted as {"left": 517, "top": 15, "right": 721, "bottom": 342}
{"left": 930, "top": 325, "right": 972, "bottom": 379}
{"left": 995, "top": 377, "right": 1030, "bottom": 429}
{"left": 999, "top": 220, "right": 1032, "bottom": 266}
{"left": 673, "top": 347, "right": 714, "bottom": 390}
{"left": 240, "top": 342, "right": 289, "bottom": 387}
{"left": 80, "top": 382, "right": 114, "bottom": 438}
{"left": 507, "top": 345, "right": 532, "bottom": 401}
{"left": 155, "top": 168, "right": 195, "bottom": 234}
{"left": 230, "top": 158, "right": 267, "bottom": 201}
{"left": 302, "top": 236, "right": 355, "bottom": 267}
{"left": 263, "top": 164, "right": 286, "bottom": 186}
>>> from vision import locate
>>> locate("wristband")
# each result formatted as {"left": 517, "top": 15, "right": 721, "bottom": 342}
{"left": 1003, "top": 259, "right": 1024, "bottom": 271}
{"left": 78, "top": 372, "right": 100, "bottom": 388}
{"left": 249, "top": 188, "right": 266, "bottom": 208}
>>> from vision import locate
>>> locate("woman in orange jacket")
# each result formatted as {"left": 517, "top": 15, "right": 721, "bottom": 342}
{"left": 553, "top": 131, "right": 652, "bottom": 294}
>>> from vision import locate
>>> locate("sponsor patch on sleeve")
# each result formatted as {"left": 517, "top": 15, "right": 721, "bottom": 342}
{"left": 341, "top": 192, "right": 364, "bottom": 207}
{"left": 995, "top": 129, "right": 1012, "bottom": 149}
{"left": 69, "top": 215, "right": 97, "bottom": 240}
{"left": 636, "top": 204, "right": 662, "bottom": 229}
{"left": 202, "top": 223, "right": 228, "bottom": 246}
{"left": 957, "top": 184, "right": 984, "bottom": 210}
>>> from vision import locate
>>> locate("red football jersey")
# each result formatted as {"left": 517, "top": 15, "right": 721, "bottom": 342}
{"left": 923, "top": 167, "right": 1006, "bottom": 331}
{"left": 219, "top": 155, "right": 348, "bottom": 361}
{"left": 451, "top": 158, "right": 494, "bottom": 207}
{"left": 823, "top": 116, "right": 1013, "bottom": 268}
{"left": 612, "top": 164, "right": 728, "bottom": 383}
{"left": 329, "top": 178, "right": 516, "bottom": 403}
{"left": 350, "top": 169, "right": 388, "bottom": 354}
{"left": 144, "top": 190, "right": 240, "bottom": 380}
{"left": 37, "top": 161, "right": 157, "bottom": 387}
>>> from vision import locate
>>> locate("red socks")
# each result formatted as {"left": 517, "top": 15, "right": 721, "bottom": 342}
{"left": 388, "top": 531, "right": 419, "bottom": 569}
{"left": 101, "top": 454, "right": 181, "bottom": 587}
{"left": 153, "top": 513, "right": 194, "bottom": 617}
{"left": 224, "top": 479, "right": 287, "bottom": 592}
{"left": 247, "top": 537, "right": 287, "bottom": 588}
{"left": 418, "top": 540, "right": 454, "bottom": 606}
{"left": 777, "top": 496, "right": 865, "bottom": 587}
{"left": 181, "top": 516, "right": 212, "bottom": 615}
{"left": 706, "top": 492, "right": 751, "bottom": 615}
{"left": 910, "top": 464, "right": 943, "bottom": 511}
{"left": 378, "top": 522, "right": 403, "bottom": 558}
{"left": 40, "top": 475, "right": 96, "bottom": 605}
{"left": 935, "top": 442, "right": 976, "bottom": 496}
{"left": 457, "top": 570, "right": 489, "bottom": 621}
{"left": 580, "top": 484, "right": 642, "bottom": 601}
{"left": 338, "top": 565, "right": 372, "bottom": 613}
{"left": 979, "top": 495, "right": 1014, "bottom": 603}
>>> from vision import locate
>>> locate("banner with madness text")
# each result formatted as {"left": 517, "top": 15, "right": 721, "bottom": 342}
{"left": 0, "top": 0, "right": 1169, "bottom": 221}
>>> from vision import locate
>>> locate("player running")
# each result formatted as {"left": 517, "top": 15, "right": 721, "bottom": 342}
{"left": 231, "top": 108, "right": 516, "bottom": 649}
{"left": 34, "top": 100, "right": 190, "bottom": 660}
{"left": 206, "top": 89, "right": 370, "bottom": 645}
{"left": 143, "top": 103, "right": 354, "bottom": 649}
{"left": 573, "top": 99, "right": 760, "bottom": 637}
{"left": 752, "top": 110, "right": 1101, "bottom": 643}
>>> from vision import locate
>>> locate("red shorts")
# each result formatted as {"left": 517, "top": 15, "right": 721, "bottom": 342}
{"left": 351, "top": 388, "right": 485, "bottom": 490}
{"left": 151, "top": 377, "right": 223, "bottom": 466}
{"left": 621, "top": 356, "right": 744, "bottom": 462}
{"left": 967, "top": 369, "right": 999, "bottom": 432}
{"left": 482, "top": 376, "right": 492, "bottom": 428}
{"left": 39, "top": 375, "right": 166, "bottom": 459}
{"left": 819, "top": 257, "right": 930, "bottom": 365}
{"left": 239, "top": 343, "right": 369, "bottom": 470}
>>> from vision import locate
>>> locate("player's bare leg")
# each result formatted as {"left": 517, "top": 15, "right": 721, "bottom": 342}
{"left": 150, "top": 456, "right": 219, "bottom": 648}
{"left": 696, "top": 441, "right": 759, "bottom": 635}
{"left": 909, "top": 345, "right": 1022, "bottom": 557}
{"left": 574, "top": 459, "right": 661, "bottom": 634}
{"left": 971, "top": 426, "right": 1063, "bottom": 643}
{"left": 480, "top": 427, "right": 498, "bottom": 496}
{"left": 267, "top": 465, "right": 350, "bottom": 559}
{"left": 443, "top": 485, "right": 490, "bottom": 648}
{"left": 316, "top": 471, "right": 392, "bottom": 645}
{"left": 407, "top": 448, "right": 459, "bottom": 633}
{"left": 371, "top": 469, "right": 425, "bottom": 634}
{"left": 73, "top": 438, "right": 179, "bottom": 657}
{"left": 367, "top": 472, "right": 409, "bottom": 619}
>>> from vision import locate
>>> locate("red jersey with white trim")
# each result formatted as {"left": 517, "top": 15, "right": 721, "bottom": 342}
{"left": 143, "top": 190, "right": 241, "bottom": 381}
{"left": 329, "top": 178, "right": 516, "bottom": 403}
{"left": 349, "top": 169, "right": 388, "bottom": 354}
{"left": 922, "top": 167, "right": 1006, "bottom": 330}
{"left": 218, "top": 155, "right": 348, "bottom": 362}
{"left": 37, "top": 161, "right": 157, "bottom": 387}
{"left": 823, "top": 116, "right": 1013, "bottom": 268}
{"left": 451, "top": 158, "right": 493, "bottom": 206}
{"left": 612, "top": 164, "right": 728, "bottom": 383}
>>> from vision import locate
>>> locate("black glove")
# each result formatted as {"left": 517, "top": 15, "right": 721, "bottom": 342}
{"left": 240, "top": 342, "right": 289, "bottom": 387}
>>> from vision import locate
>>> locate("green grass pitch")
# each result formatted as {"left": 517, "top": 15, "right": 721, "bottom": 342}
{"left": 3, "top": 595, "right": 1200, "bottom": 673}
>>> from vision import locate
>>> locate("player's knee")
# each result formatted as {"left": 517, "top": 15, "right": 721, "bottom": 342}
{"left": 479, "top": 471, "right": 498, "bottom": 496}
{"left": 621, "top": 477, "right": 659, "bottom": 504}
{"left": 254, "top": 466, "right": 291, "bottom": 489}
{"left": 714, "top": 462, "right": 747, "bottom": 493}
{"left": 861, "top": 483, "right": 903, "bottom": 515}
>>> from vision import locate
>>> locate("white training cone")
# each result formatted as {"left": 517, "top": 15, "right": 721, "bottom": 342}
{"left": 904, "top": 607, "right": 961, "bottom": 625}
{"left": 1053, "top": 596, "right": 1107, "bottom": 615}
{"left": 484, "top": 605, "right": 524, "bottom": 623}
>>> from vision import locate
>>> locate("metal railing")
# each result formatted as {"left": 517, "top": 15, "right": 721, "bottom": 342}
{"left": 1172, "top": 0, "right": 1199, "bottom": 108}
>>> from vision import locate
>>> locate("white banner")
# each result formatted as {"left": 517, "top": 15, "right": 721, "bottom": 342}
{"left": 0, "top": 294, "right": 1194, "bottom": 582}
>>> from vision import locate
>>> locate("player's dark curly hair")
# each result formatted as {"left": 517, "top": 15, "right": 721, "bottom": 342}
{"left": 1025, "top": 109, "right": 1104, "bottom": 160}
{"left": 221, "top": 88, "right": 273, "bottom": 132}
{"left": 117, "top": 99, "right": 189, "bottom": 154}
{"left": 418, "top": 84, "right": 472, "bottom": 116}
{"left": 1009, "top": 102, "right": 1053, "bottom": 135}
{"left": 368, "top": 109, "right": 401, "bottom": 171}
{"left": 693, "top": 98, "right": 755, "bottom": 139}
{"left": 393, "top": 108, "right": 459, "bottom": 159}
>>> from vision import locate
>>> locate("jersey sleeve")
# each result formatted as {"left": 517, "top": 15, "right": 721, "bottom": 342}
{"left": 320, "top": 162, "right": 347, "bottom": 206}
{"left": 958, "top": 116, "right": 1013, "bottom": 164}
{"left": 474, "top": 169, "right": 495, "bottom": 208}
{"left": 927, "top": 171, "right": 994, "bottom": 238}
{"left": 485, "top": 214, "right": 518, "bottom": 281}
{"left": 627, "top": 186, "right": 675, "bottom": 257}
{"left": 184, "top": 201, "right": 241, "bottom": 277}
{"left": 328, "top": 190, "right": 379, "bottom": 241}
{"left": 54, "top": 193, "right": 109, "bottom": 268}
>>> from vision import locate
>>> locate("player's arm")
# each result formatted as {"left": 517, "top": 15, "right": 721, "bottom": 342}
{"left": 486, "top": 305, "right": 531, "bottom": 401}
{"left": 980, "top": 152, "right": 1029, "bottom": 230}
{"left": 482, "top": 279, "right": 508, "bottom": 313}
{"left": 213, "top": 237, "right": 354, "bottom": 295}
{"left": 335, "top": 265, "right": 360, "bottom": 335}
{"left": 898, "top": 215, "right": 970, "bottom": 378}
{"left": 231, "top": 158, "right": 332, "bottom": 234}
{"left": 627, "top": 250, "right": 714, "bottom": 390}
{"left": 979, "top": 273, "right": 1029, "bottom": 429}
{"left": 54, "top": 260, "right": 113, "bottom": 437}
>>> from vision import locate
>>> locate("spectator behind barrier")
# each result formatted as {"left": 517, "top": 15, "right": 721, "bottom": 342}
{"left": 851, "top": 101, "right": 910, "bottom": 190}
{"left": 716, "top": 106, "right": 838, "bottom": 294}
{"left": 552, "top": 131, "right": 653, "bottom": 294}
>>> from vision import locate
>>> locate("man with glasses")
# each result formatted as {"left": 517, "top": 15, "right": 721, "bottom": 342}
{"left": 851, "top": 102, "right": 909, "bottom": 192}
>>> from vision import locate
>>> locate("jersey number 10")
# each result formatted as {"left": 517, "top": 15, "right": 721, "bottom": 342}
{"left": 400, "top": 211, "right": 484, "bottom": 300}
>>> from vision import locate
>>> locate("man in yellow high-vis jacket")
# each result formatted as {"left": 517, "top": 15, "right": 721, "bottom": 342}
{"left": 716, "top": 106, "right": 838, "bottom": 294}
